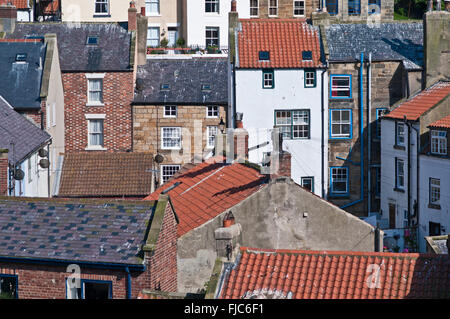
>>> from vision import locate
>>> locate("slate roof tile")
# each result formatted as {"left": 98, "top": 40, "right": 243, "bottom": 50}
{"left": 7, "top": 22, "right": 132, "bottom": 72}
{"left": 0, "top": 96, "right": 51, "bottom": 164}
{"left": 0, "top": 197, "right": 154, "bottom": 265}
{"left": 325, "top": 22, "right": 423, "bottom": 68}
{"left": 134, "top": 58, "right": 228, "bottom": 104}
{"left": 219, "top": 248, "right": 450, "bottom": 299}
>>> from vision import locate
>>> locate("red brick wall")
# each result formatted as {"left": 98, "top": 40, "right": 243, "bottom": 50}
{"left": 0, "top": 197, "right": 178, "bottom": 298}
{"left": 0, "top": 154, "right": 8, "bottom": 196}
{"left": 0, "top": 263, "right": 128, "bottom": 299}
{"left": 62, "top": 72, "right": 133, "bottom": 152}
{"left": 145, "top": 201, "right": 178, "bottom": 292}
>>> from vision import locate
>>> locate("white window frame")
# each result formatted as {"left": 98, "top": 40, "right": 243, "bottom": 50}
{"left": 161, "top": 127, "right": 182, "bottom": 150}
{"left": 431, "top": 130, "right": 447, "bottom": 155}
{"left": 145, "top": 0, "right": 160, "bottom": 16}
{"left": 205, "top": 0, "right": 219, "bottom": 13}
{"left": 206, "top": 126, "right": 218, "bottom": 149}
{"left": 429, "top": 178, "right": 440, "bottom": 206}
{"left": 147, "top": 26, "right": 160, "bottom": 47}
{"left": 269, "top": 0, "right": 278, "bottom": 16}
{"left": 263, "top": 71, "right": 274, "bottom": 88}
{"left": 396, "top": 158, "right": 405, "bottom": 190}
{"left": 330, "top": 109, "right": 352, "bottom": 138}
{"left": 164, "top": 105, "right": 177, "bottom": 118}
{"left": 293, "top": 0, "right": 305, "bottom": 16}
{"left": 85, "top": 114, "right": 106, "bottom": 150}
{"left": 331, "top": 167, "right": 348, "bottom": 194}
{"left": 305, "top": 70, "right": 315, "bottom": 87}
{"left": 94, "top": 0, "right": 109, "bottom": 15}
{"left": 330, "top": 75, "right": 351, "bottom": 98}
{"left": 85, "top": 73, "right": 105, "bottom": 106}
{"left": 396, "top": 122, "right": 405, "bottom": 147}
{"left": 250, "top": 0, "right": 259, "bottom": 17}
{"left": 206, "top": 106, "right": 219, "bottom": 118}
{"left": 205, "top": 26, "right": 219, "bottom": 47}
{"left": 160, "top": 165, "right": 181, "bottom": 185}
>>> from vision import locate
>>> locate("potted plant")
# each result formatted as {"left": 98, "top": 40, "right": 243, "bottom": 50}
{"left": 207, "top": 46, "right": 218, "bottom": 54}
{"left": 176, "top": 37, "right": 185, "bottom": 48}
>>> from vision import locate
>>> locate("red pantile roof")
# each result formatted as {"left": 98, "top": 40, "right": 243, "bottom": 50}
{"left": 144, "top": 157, "right": 268, "bottom": 237}
{"left": 385, "top": 82, "right": 450, "bottom": 121}
{"left": 429, "top": 114, "right": 450, "bottom": 129}
{"left": 58, "top": 152, "right": 153, "bottom": 198}
{"left": 219, "top": 247, "right": 450, "bottom": 299}
{"left": 237, "top": 19, "right": 323, "bottom": 69}
{"left": 0, "top": 0, "right": 29, "bottom": 9}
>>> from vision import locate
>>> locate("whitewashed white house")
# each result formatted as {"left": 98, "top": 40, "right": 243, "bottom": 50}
{"left": 183, "top": 0, "right": 250, "bottom": 50}
{"left": 380, "top": 82, "right": 450, "bottom": 252}
{"left": 233, "top": 19, "right": 328, "bottom": 196}
{"left": 417, "top": 116, "right": 450, "bottom": 252}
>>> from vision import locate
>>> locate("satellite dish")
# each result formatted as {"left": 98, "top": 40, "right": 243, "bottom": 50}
{"left": 39, "top": 158, "right": 50, "bottom": 169}
{"left": 38, "top": 148, "right": 48, "bottom": 158}
{"left": 154, "top": 154, "right": 164, "bottom": 164}
{"left": 13, "top": 169, "right": 24, "bottom": 181}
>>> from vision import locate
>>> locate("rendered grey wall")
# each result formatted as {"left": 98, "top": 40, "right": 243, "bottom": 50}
{"left": 177, "top": 178, "right": 377, "bottom": 293}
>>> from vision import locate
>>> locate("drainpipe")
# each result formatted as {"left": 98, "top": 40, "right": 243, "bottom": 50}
{"left": 47, "top": 140, "right": 52, "bottom": 198}
{"left": 340, "top": 53, "right": 364, "bottom": 209}
{"left": 367, "top": 53, "right": 372, "bottom": 214}
{"left": 321, "top": 68, "right": 326, "bottom": 198}
{"left": 404, "top": 116, "right": 411, "bottom": 227}
{"left": 125, "top": 267, "right": 132, "bottom": 299}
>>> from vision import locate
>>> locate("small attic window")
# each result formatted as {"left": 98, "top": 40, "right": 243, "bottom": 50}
{"left": 201, "top": 84, "right": 211, "bottom": 91}
{"left": 15, "top": 53, "right": 27, "bottom": 62}
{"left": 160, "top": 83, "right": 171, "bottom": 91}
{"left": 86, "top": 36, "right": 99, "bottom": 45}
{"left": 302, "top": 51, "right": 313, "bottom": 61}
{"left": 259, "top": 51, "right": 270, "bottom": 61}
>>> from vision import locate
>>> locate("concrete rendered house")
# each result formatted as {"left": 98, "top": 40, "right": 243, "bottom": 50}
{"left": 380, "top": 81, "right": 450, "bottom": 251}
{"left": 231, "top": 17, "right": 328, "bottom": 196}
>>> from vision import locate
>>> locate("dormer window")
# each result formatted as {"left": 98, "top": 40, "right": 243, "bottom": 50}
{"left": 302, "top": 51, "right": 313, "bottom": 61}
{"left": 15, "top": 53, "right": 27, "bottom": 62}
{"left": 259, "top": 51, "right": 270, "bottom": 61}
{"left": 201, "top": 84, "right": 211, "bottom": 91}
{"left": 86, "top": 36, "right": 99, "bottom": 45}
{"left": 160, "top": 84, "right": 171, "bottom": 91}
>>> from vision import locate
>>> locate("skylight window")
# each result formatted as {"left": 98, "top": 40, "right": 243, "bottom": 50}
{"left": 302, "top": 51, "right": 313, "bottom": 61}
{"left": 15, "top": 53, "right": 27, "bottom": 62}
{"left": 160, "top": 84, "right": 171, "bottom": 90}
{"left": 86, "top": 36, "right": 99, "bottom": 45}
{"left": 259, "top": 51, "right": 270, "bottom": 61}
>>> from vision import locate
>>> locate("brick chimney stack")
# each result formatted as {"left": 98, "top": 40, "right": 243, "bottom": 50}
{"left": 128, "top": 1, "right": 138, "bottom": 32}
{"left": 0, "top": 4, "right": 17, "bottom": 34}
{"left": 0, "top": 149, "right": 9, "bottom": 196}
{"left": 234, "top": 113, "right": 248, "bottom": 162}
{"left": 268, "top": 130, "right": 292, "bottom": 179}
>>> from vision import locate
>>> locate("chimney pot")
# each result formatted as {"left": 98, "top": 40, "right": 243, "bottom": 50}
{"left": 231, "top": 0, "right": 237, "bottom": 12}
{"left": 141, "top": 6, "right": 146, "bottom": 16}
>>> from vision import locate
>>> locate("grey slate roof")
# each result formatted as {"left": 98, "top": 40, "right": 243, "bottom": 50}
{"left": 0, "top": 197, "right": 154, "bottom": 265}
{"left": 325, "top": 23, "right": 423, "bottom": 69}
{"left": 0, "top": 42, "right": 46, "bottom": 110}
{"left": 134, "top": 58, "right": 228, "bottom": 104}
{"left": 0, "top": 97, "right": 51, "bottom": 165}
{"left": 7, "top": 22, "right": 132, "bottom": 72}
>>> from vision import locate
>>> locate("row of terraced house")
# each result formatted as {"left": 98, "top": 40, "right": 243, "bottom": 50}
{"left": 0, "top": 0, "right": 448, "bottom": 299}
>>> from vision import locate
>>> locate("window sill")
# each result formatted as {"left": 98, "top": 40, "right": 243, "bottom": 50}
{"left": 85, "top": 147, "right": 107, "bottom": 151}
{"left": 93, "top": 14, "right": 111, "bottom": 18}
{"left": 161, "top": 147, "right": 182, "bottom": 151}
{"left": 428, "top": 203, "right": 441, "bottom": 210}
{"left": 394, "top": 145, "right": 405, "bottom": 150}
{"left": 328, "top": 193, "right": 350, "bottom": 199}
{"left": 86, "top": 103, "right": 105, "bottom": 107}
{"left": 146, "top": 13, "right": 161, "bottom": 17}
{"left": 393, "top": 187, "right": 405, "bottom": 193}
{"left": 330, "top": 97, "right": 352, "bottom": 100}
{"left": 330, "top": 136, "right": 352, "bottom": 140}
